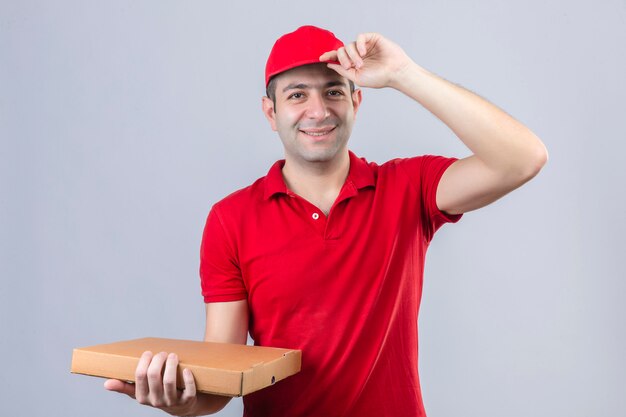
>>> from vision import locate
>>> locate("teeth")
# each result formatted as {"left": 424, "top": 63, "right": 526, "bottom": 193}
{"left": 303, "top": 130, "right": 332, "bottom": 136}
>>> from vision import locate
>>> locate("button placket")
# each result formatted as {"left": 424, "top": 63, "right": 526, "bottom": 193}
{"left": 289, "top": 195, "right": 326, "bottom": 235}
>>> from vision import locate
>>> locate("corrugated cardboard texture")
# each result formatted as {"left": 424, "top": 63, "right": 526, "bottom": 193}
{"left": 71, "top": 337, "right": 301, "bottom": 396}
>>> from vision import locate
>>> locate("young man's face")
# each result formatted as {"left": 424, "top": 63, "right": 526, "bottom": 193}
{"left": 262, "top": 63, "right": 362, "bottom": 166}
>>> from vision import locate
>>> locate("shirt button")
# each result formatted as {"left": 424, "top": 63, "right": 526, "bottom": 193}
{"left": 312, "top": 213, "right": 320, "bottom": 220}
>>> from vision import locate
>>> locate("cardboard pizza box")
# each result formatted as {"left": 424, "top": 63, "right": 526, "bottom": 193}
{"left": 71, "top": 337, "right": 301, "bottom": 396}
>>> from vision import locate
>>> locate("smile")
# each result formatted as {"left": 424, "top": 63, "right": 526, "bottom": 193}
{"left": 299, "top": 127, "right": 336, "bottom": 137}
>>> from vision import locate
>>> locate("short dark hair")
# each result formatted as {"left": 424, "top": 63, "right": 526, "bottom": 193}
{"left": 265, "top": 76, "right": 356, "bottom": 112}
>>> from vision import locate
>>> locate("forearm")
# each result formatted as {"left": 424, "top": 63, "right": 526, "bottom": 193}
{"left": 390, "top": 62, "right": 548, "bottom": 175}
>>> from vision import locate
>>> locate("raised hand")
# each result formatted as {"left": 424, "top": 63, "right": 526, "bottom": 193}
{"left": 319, "top": 32, "right": 415, "bottom": 89}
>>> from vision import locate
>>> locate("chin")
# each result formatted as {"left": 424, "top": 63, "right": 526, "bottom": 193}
{"left": 298, "top": 148, "right": 342, "bottom": 163}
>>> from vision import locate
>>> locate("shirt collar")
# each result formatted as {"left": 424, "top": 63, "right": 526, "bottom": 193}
{"left": 263, "top": 150, "right": 375, "bottom": 200}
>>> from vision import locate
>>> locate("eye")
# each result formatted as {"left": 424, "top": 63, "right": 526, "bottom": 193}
{"left": 327, "top": 90, "right": 344, "bottom": 96}
{"left": 288, "top": 92, "right": 304, "bottom": 99}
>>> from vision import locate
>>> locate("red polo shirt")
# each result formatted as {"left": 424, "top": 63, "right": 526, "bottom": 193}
{"left": 200, "top": 151, "right": 462, "bottom": 417}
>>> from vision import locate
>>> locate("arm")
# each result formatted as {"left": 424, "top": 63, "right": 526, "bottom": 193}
{"left": 186, "top": 300, "right": 250, "bottom": 415}
{"left": 104, "top": 300, "right": 249, "bottom": 416}
{"left": 321, "top": 33, "right": 548, "bottom": 215}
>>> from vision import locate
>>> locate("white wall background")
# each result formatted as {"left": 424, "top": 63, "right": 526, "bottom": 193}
{"left": 1, "top": 0, "right": 624, "bottom": 416}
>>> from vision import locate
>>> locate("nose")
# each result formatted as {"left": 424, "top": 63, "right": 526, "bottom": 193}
{"left": 305, "top": 91, "right": 330, "bottom": 120}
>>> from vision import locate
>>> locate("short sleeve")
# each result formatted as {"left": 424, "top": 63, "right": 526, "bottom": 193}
{"left": 199, "top": 206, "right": 248, "bottom": 303}
{"left": 398, "top": 155, "right": 463, "bottom": 241}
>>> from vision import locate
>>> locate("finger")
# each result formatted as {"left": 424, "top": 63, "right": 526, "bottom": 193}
{"left": 180, "top": 368, "right": 197, "bottom": 405}
{"left": 326, "top": 63, "right": 356, "bottom": 83}
{"left": 343, "top": 42, "right": 363, "bottom": 68}
{"left": 356, "top": 32, "right": 377, "bottom": 56}
{"left": 319, "top": 50, "right": 338, "bottom": 62}
{"left": 134, "top": 351, "right": 153, "bottom": 403}
{"left": 336, "top": 47, "right": 354, "bottom": 70}
{"left": 104, "top": 379, "right": 136, "bottom": 399}
{"left": 147, "top": 351, "right": 168, "bottom": 405}
{"left": 162, "top": 353, "right": 180, "bottom": 406}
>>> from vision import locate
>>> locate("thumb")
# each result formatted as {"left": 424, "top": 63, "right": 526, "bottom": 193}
{"left": 104, "top": 379, "right": 136, "bottom": 398}
{"left": 326, "top": 63, "right": 356, "bottom": 83}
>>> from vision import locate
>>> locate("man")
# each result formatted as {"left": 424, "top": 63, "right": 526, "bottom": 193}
{"left": 105, "top": 25, "right": 548, "bottom": 416}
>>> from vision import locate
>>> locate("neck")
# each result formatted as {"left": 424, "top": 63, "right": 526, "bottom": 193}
{"left": 281, "top": 151, "right": 350, "bottom": 214}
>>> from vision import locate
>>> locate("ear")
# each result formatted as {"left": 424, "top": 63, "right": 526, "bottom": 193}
{"left": 262, "top": 96, "right": 278, "bottom": 131}
{"left": 351, "top": 89, "right": 363, "bottom": 120}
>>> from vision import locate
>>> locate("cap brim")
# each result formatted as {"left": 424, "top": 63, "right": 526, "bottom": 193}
{"left": 266, "top": 58, "right": 341, "bottom": 85}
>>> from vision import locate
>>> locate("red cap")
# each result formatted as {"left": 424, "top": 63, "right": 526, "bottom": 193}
{"left": 265, "top": 25, "right": 344, "bottom": 87}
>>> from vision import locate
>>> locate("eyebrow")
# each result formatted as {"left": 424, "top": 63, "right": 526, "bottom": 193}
{"left": 282, "top": 80, "right": 347, "bottom": 93}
